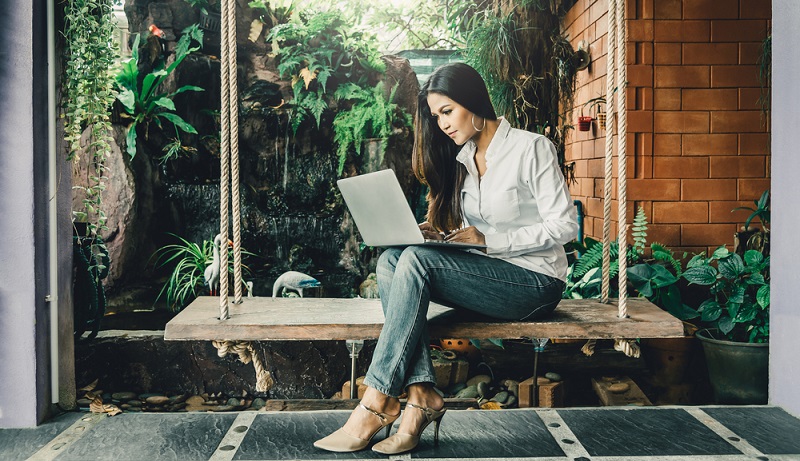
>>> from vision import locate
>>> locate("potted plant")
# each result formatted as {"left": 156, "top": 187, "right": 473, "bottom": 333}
{"left": 681, "top": 245, "right": 770, "bottom": 404}
{"left": 183, "top": 0, "right": 221, "bottom": 32}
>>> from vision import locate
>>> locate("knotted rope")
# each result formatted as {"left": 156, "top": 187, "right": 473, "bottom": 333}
{"left": 212, "top": 340, "right": 275, "bottom": 392}
{"left": 600, "top": 0, "right": 617, "bottom": 304}
{"left": 616, "top": 0, "right": 629, "bottom": 320}
{"left": 218, "top": 0, "right": 231, "bottom": 320}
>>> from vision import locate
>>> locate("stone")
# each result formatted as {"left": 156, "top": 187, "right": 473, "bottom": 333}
{"left": 251, "top": 398, "right": 266, "bottom": 410}
{"left": 608, "top": 382, "right": 631, "bottom": 394}
{"left": 448, "top": 382, "right": 467, "bottom": 395}
{"left": 467, "top": 375, "right": 492, "bottom": 387}
{"left": 227, "top": 398, "right": 243, "bottom": 407}
{"left": 146, "top": 395, "right": 170, "bottom": 405}
{"left": 455, "top": 385, "right": 479, "bottom": 399}
{"left": 359, "top": 273, "right": 379, "bottom": 298}
{"left": 112, "top": 392, "right": 138, "bottom": 402}
{"left": 185, "top": 395, "right": 205, "bottom": 406}
{"left": 128, "top": 400, "right": 143, "bottom": 407}
{"left": 545, "top": 372, "right": 562, "bottom": 382}
{"left": 121, "top": 404, "right": 130, "bottom": 410}
{"left": 476, "top": 381, "right": 489, "bottom": 397}
{"left": 491, "top": 391, "right": 510, "bottom": 404}
{"left": 503, "top": 379, "right": 520, "bottom": 396}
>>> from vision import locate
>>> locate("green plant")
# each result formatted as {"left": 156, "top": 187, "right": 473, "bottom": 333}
{"left": 63, "top": 0, "right": 117, "bottom": 236}
{"left": 733, "top": 189, "right": 770, "bottom": 231}
{"left": 265, "top": 9, "right": 386, "bottom": 134}
{"left": 159, "top": 134, "right": 199, "bottom": 164}
{"left": 682, "top": 246, "right": 770, "bottom": 343}
{"left": 115, "top": 24, "right": 205, "bottom": 158}
{"left": 151, "top": 234, "right": 254, "bottom": 311}
{"left": 332, "top": 82, "right": 411, "bottom": 175}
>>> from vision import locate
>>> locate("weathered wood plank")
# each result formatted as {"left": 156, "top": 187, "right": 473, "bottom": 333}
{"left": 164, "top": 296, "right": 684, "bottom": 341}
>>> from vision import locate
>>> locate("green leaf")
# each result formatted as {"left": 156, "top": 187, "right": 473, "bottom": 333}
{"left": 700, "top": 299, "right": 721, "bottom": 322}
{"left": 683, "top": 266, "right": 718, "bottom": 285}
{"left": 117, "top": 88, "right": 136, "bottom": 112}
{"left": 159, "top": 113, "right": 198, "bottom": 134}
{"left": 718, "top": 253, "right": 744, "bottom": 279}
{"left": 712, "top": 246, "right": 730, "bottom": 259}
{"left": 126, "top": 122, "right": 138, "bottom": 158}
{"left": 154, "top": 97, "right": 176, "bottom": 111}
{"left": 757, "top": 285, "right": 770, "bottom": 308}
{"left": 744, "top": 249, "right": 764, "bottom": 266}
{"left": 487, "top": 338, "right": 504, "bottom": 349}
{"left": 686, "top": 253, "right": 706, "bottom": 269}
{"left": 172, "top": 85, "right": 205, "bottom": 96}
{"left": 718, "top": 316, "right": 735, "bottom": 335}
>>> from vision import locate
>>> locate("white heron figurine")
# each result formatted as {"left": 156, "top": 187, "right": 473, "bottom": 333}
{"left": 204, "top": 234, "right": 232, "bottom": 296}
{"left": 272, "top": 271, "right": 321, "bottom": 298}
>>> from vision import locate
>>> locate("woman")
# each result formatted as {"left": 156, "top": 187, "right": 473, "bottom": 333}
{"left": 314, "top": 62, "right": 578, "bottom": 455}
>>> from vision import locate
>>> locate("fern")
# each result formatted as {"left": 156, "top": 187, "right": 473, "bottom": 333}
{"left": 651, "top": 242, "right": 684, "bottom": 277}
{"left": 573, "top": 240, "right": 619, "bottom": 281}
{"left": 631, "top": 206, "right": 648, "bottom": 257}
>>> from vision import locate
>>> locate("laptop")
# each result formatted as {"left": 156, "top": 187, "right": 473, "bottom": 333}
{"left": 337, "top": 169, "right": 487, "bottom": 249}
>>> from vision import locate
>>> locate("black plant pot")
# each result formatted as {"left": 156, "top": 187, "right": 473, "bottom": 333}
{"left": 696, "top": 329, "right": 769, "bottom": 404}
{"left": 200, "top": 11, "right": 221, "bottom": 32}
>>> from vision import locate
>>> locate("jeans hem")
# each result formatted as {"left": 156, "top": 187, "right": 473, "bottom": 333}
{"left": 404, "top": 376, "right": 437, "bottom": 389}
{"left": 362, "top": 376, "right": 401, "bottom": 399}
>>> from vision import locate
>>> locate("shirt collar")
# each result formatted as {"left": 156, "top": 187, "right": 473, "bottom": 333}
{"left": 455, "top": 117, "right": 511, "bottom": 167}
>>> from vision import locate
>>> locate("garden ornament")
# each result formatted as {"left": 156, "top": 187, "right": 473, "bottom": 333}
{"left": 204, "top": 234, "right": 232, "bottom": 296}
{"left": 272, "top": 271, "right": 321, "bottom": 298}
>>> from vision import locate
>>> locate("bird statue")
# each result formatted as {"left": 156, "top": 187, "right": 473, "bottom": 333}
{"left": 204, "top": 234, "right": 232, "bottom": 296}
{"left": 272, "top": 271, "right": 321, "bottom": 298}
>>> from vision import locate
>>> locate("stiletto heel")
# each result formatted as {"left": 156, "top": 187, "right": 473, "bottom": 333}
{"left": 372, "top": 402, "right": 447, "bottom": 455}
{"left": 314, "top": 403, "right": 400, "bottom": 453}
{"left": 385, "top": 422, "right": 394, "bottom": 438}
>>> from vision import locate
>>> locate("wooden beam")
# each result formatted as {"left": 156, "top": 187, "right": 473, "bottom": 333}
{"left": 164, "top": 297, "right": 684, "bottom": 341}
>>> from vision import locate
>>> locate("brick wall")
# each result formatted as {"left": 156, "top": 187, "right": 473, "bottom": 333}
{"left": 564, "top": 0, "right": 771, "bottom": 255}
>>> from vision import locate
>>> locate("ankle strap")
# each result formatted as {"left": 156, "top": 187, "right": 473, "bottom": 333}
{"left": 405, "top": 402, "right": 435, "bottom": 418}
{"left": 359, "top": 403, "right": 391, "bottom": 424}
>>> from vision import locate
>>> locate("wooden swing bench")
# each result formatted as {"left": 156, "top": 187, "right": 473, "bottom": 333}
{"left": 164, "top": 296, "right": 683, "bottom": 342}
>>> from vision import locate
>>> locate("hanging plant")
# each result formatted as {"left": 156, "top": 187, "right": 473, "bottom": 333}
{"left": 63, "top": 0, "right": 117, "bottom": 238}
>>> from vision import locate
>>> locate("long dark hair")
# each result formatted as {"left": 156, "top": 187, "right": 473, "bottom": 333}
{"left": 413, "top": 62, "right": 497, "bottom": 232}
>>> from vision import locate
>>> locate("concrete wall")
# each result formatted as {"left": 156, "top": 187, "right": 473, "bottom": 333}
{"left": 770, "top": 0, "right": 800, "bottom": 416}
{"left": 0, "top": 0, "right": 51, "bottom": 427}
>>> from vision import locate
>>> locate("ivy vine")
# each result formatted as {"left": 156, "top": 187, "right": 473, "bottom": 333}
{"left": 63, "top": 0, "right": 117, "bottom": 237}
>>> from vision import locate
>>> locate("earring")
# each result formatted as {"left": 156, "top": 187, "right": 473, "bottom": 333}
{"left": 471, "top": 114, "right": 486, "bottom": 132}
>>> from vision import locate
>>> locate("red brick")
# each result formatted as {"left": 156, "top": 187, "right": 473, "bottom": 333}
{"left": 654, "top": 43, "right": 681, "bottom": 65}
{"left": 682, "top": 179, "right": 737, "bottom": 200}
{"left": 595, "top": 11, "right": 608, "bottom": 37}
{"left": 654, "top": 0, "right": 681, "bottom": 19}
{"left": 709, "top": 156, "right": 766, "bottom": 178}
{"left": 740, "top": 0, "right": 771, "bottom": 19}
{"left": 639, "top": 42, "right": 654, "bottom": 65}
{"left": 655, "top": 66, "right": 710, "bottom": 88}
{"left": 654, "top": 134, "right": 681, "bottom": 156}
{"left": 683, "top": 134, "right": 738, "bottom": 155}
{"left": 586, "top": 197, "right": 604, "bottom": 218}
{"left": 681, "top": 224, "right": 738, "bottom": 247}
{"left": 653, "top": 157, "right": 709, "bottom": 179}
{"left": 634, "top": 87, "right": 654, "bottom": 111}
{"left": 590, "top": 54, "right": 607, "bottom": 79}
{"left": 682, "top": 89, "right": 738, "bottom": 110}
{"left": 739, "top": 42, "right": 764, "bottom": 65}
{"left": 653, "top": 202, "right": 709, "bottom": 224}
{"left": 589, "top": 0, "right": 609, "bottom": 25}
{"left": 710, "top": 201, "right": 760, "bottom": 224}
{"left": 654, "top": 112, "right": 710, "bottom": 133}
{"left": 683, "top": 43, "right": 739, "bottom": 65}
{"left": 628, "top": 110, "right": 653, "bottom": 132}
{"left": 654, "top": 89, "right": 681, "bottom": 110}
{"left": 738, "top": 178, "right": 771, "bottom": 200}
{"left": 628, "top": 20, "right": 654, "bottom": 42}
{"left": 740, "top": 133, "right": 770, "bottom": 155}
{"left": 646, "top": 224, "right": 682, "bottom": 246}
{"left": 628, "top": 65, "right": 654, "bottom": 87}
{"left": 654, "top": 20, "right": 711, "bottom": 42}
{"left": 710, "top": 111, "right": 766, "bottom": 133}
{"left": 641, "top": 0, "right": 654, "bottom": 19}
{"left": 627, "top": 179, "right": 681, "bottom": 200}
{"left": 711, "top": 65, "right": 761, "bottom": 88}
{"left": 684, "top": 0, "right": 739, "bottom": 19}
{"left": 711, "top": 20, "right": 769, "bottom": 42}
{"left": 587, "top": 158, "right": 605, "bottom": 178}
{"left": 626, "top": 43, "right": 637, "bottom": 66}
{"left": 739, "top": 88, "right": 767, "bottom": 111}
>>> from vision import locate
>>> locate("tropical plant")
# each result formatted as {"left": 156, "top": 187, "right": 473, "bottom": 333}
{"left": 265, "top": 9, "right": 386, "bottom": 134}
{"left": 151, "top": 234, "right": 254, "bottom": 311}
{"left": 682, "top": 246, "right": 770, "bottom": 343}
{"left": 332, "top": 82, "right": 411, "bottom": 175}
{"left": 733, "top": 189, "right": 770, "bottom": 231}
{"left": 115, "top": 24, "right": 205, "bottom": 158}
{"left": 63, "top": 0, "right": 117, "bottom": 237}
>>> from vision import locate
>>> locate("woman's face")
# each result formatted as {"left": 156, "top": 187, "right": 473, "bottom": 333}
{"left": 426, "top": 92, "right": 478, "bottom": 146}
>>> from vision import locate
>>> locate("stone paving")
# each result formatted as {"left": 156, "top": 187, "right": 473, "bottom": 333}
{"left": 4, "top": 406, "right": 800, "bottom": 460}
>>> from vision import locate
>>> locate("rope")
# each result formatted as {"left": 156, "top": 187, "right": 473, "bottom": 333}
{"left": 614, "top": 339, "right": 640, "bottom": 358}
{"left": 228, "top": 0, "right": 243, "bottom": 304}
{"left": 212, "top": 340, "right": 275, "bottom": 392}
{"left": 581, "top": 339, "right": 597, "bottom": 356}
{"left": 616, "top": 0, "right": 629, "bottom": 319}
{"left": 218, "top": 0, "right": 231, "bottom": 320}
{"left": 600, "top": 0, "right": 617, "bottom": 304}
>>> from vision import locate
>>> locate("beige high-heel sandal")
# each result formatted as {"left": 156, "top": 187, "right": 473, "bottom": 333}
{"left": 313, "top": 403, "right": 400, "bottom": 453}
{"left": 371, "top": 402, "right": 446, "bottom": 455}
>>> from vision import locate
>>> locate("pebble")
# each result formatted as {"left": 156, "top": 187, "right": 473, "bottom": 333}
{"left": 172, "top": 394, "right": 189, "bottom": 404}
{"left": 112, "top": 392, "right": 138, "bottom": 402}
{"left": 211, "top": 405, "right": 235, "bottom": 412}
{"left": 544, "top": 372, "right": 562, "bottom": 382}
{"left": 466, "top": 375, "right": 492, "bottom": 387}
{"left": 227, "top": 398, "right": 243, "bottom": 407}
{"left": 128, "top": 400, "right": 143, "bottom": 407}
{"left": 448, "top": 383, "right": 467, "bottom": 395}
{"left": 77, "top": 398, "right": 92, "bottom": 407}
{"left": 476, "top": 381, "right": 489, "bottom": 397}
{"left": 502, "top": 380, "right": 519, "bottom": 397}
{"left": 455, "top": 385, "right": 479, "bottom": 399}
{"left": 505, "top": 395, "right": 518, "bottom": 407}
{"left": 146, "top": 396, "right": 171, "bottom": 405}
{"left": 126, "top": 406, "right": 141, "bottom": 412}
{"left": 139, "top": 393, "right": 160, "bottom": 400}
{"left": 491, "top": 391, "right": 509, "bottom": 404}
{"left": 609, "top": 382, "right": 630, "bottom": 393}
{"left": 186, "top": 395, "right": 205, "bottom": 406}
{"left": 120, "top": 404, "right": 130, "bottom": 410}
{"left": 251, "top": 398, "right": 266, "bottom": 410}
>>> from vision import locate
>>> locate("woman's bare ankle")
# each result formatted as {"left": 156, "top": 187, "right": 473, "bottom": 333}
{"left": 406, "top": 383, "right": 444, "bottom": 409}
{"left": 361, "top": 387, "right": 400, "bottom": 415}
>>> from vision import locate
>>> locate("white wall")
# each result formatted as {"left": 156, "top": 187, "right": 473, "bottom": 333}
{"left": 770, "top": 0, "right": 800, "bottom": 416}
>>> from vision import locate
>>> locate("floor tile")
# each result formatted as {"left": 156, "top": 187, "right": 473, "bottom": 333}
{"left": 0, "top": 411, "right": 84, "bottom": 461}
{"left": 704, "top": 406, "right": 800, "bottom": 455}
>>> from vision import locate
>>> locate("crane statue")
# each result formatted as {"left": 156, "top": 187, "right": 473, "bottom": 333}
{"left": 272, "top": 271, "right": 322, "bottom": 298}
{"left": 204, "top": 234, "right": 232, "bottom": 296}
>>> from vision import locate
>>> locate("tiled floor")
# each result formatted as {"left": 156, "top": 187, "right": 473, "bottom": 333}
{"left": 4, "top": 406, "right": 800, "bottom": 460}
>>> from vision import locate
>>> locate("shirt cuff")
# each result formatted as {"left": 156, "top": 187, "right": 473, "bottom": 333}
{"left": 484, "top": 232, "right": 510, "bottom": 254}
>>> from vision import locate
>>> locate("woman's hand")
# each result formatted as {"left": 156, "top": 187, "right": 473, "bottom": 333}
{"left": 445, "top": 226, "right": 486, "bottom": 251}
{"left": 419, "top": 222, "right": 444, "bottom": 241}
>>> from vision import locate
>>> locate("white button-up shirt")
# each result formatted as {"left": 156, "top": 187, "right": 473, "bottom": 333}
{"left": 456, "top": 118, "right": 578, "bottom": 281}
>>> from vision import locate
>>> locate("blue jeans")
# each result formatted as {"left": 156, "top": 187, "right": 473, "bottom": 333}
{"left": 362, "top": 246, "right": 565, "bottom": 398}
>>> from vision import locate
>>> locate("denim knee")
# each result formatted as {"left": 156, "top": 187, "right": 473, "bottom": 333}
{"left": 377, "top": 247, "right": 403, "bottom": 275}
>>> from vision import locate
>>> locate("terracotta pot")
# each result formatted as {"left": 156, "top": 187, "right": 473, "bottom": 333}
{"left": 577, "top": 116, "right": 593, "bottom": 131}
